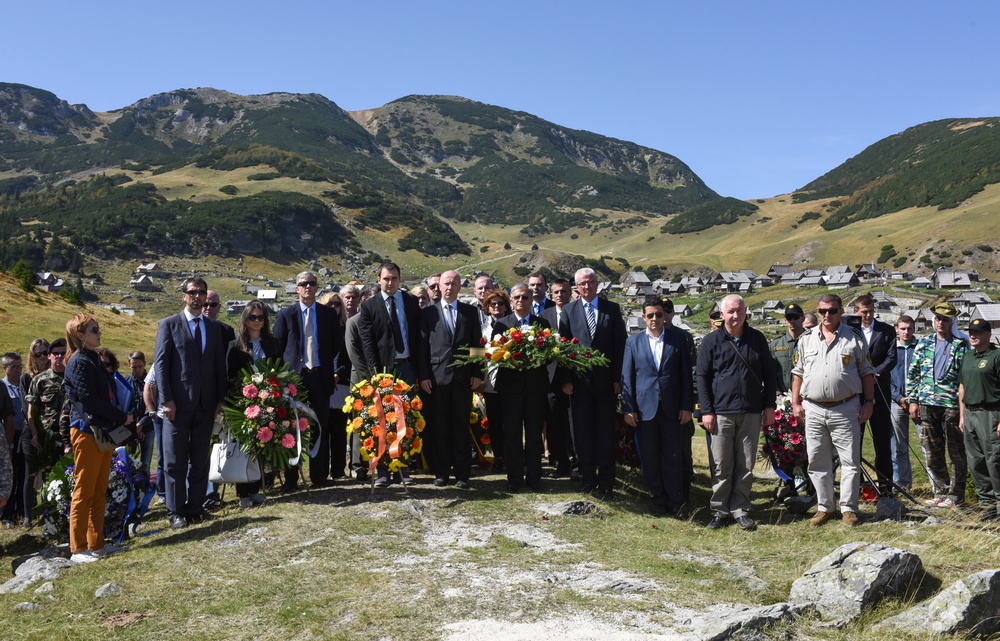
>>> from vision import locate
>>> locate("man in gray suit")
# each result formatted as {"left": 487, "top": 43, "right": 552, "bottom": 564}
{"left": 154, "top": 277, "right": 228, "bottom": 529}
{"left": 418, "top": 270, "right": 483, "bottom": 488}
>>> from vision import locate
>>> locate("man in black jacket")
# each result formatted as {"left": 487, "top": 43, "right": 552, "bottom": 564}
{"left": 697, "top": 294, "right": 776, "bottom": 531}
{"left": 852, "top": 293, "right": 897, "bottom": 494}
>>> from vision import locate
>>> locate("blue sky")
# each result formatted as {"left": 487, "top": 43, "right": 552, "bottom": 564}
{"left": 4, "top": 1, "right": 998, "bottom": 199}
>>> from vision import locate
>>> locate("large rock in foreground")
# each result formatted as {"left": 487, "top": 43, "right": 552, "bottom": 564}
{"left": 877, "top": 569, "right": 1000, "bottom": 637}
{"left": 789, "top": 541, "right": 922, "bottom": 627}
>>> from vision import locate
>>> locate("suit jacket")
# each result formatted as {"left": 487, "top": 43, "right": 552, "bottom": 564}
{"left": 357, "top": 290, "right": 420, "bottom": 377}
{"left": 218, "top": 322, "right": 237, "bottom": 349}
{"left": 865, "top": 319, "right": 898, "bottom": 394}
{"left": 419, "top": 300, "right": 484, "bottom": 386}
{"left": 620, "top": 330, "right": 694, "bottom": 422}
{"left": 272, "top": 301, "right": 347, "bottom": 399}
{"left": 346, "top": 314, "right": 366, "bottom": 385}
{"left": 541, "top": 306, "right": 566, "bottom": 387}
{"left": 491, "top": 313, "right": 551, "bottom": 395}
{"left": 154, "top": 311, "right": 228, "bottom": 413}
{"left": 531, "top": 298, "right": 555, "bottom": 317}
{"left": 558, "top": 297, "right": 626, "bottom": 390}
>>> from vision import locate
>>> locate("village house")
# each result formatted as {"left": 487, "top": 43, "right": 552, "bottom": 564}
{"left": 129, "top": 274, "right": 156, "bottom": 292}
{"left": 34, "top": 272, "right": 64, "bottom": 292}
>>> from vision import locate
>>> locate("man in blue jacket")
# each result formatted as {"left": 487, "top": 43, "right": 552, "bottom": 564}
{"left": 697, "top": 294, "right": 776, "bottom": 531}
{"left": 621, "top": 297, "right": 693, "bottom": 517}
{"left": 889, "top": 315, "right": 918, "bottom": 490}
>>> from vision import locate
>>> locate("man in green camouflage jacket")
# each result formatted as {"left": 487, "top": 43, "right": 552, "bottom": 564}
{"left": 906, "top": 302, "right": 968, "bottom": 508}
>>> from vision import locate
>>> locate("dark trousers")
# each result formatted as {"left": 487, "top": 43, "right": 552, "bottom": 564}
{"left": 484, "top": 392, "right": 506, "bottom": 462}
{"left": 571, "top": 385, "right": 617, "bottom": 491}
{"left": 862, "top": 391, "right": 894, "bottom": 490}
{"left": 681, "top": 419, "right": 695, "bottom": 503}
{"left": 546, "top": 390, "right": 573, "bottom": 472}
{"left": 2, "top": 435, "right": 28, "bottom": 522}
{"left": 153, "top": 416, "right": 165, "bottom": 497}
{"left": 162, "top": 410, "right": 214, "bottom": 516}
{"left": 286, "top": 368, "right": 330, "bottom": 487}
{"left": 328, "top": 408, "right": 347, "bottom": 478}
{"left": 501, "top": 389, "right": 546, "bottom": 487}
{"left": 428, "top": 381, "right": 473, "bottom": 482}
{"left": 376, "top": 359, "right": 415, "bottom": 480}
{"left": 634, "top": 406, "right": 685, "bottom": 511}
{"left": 964, "top": 408, "right": 1000, "bottom": 508}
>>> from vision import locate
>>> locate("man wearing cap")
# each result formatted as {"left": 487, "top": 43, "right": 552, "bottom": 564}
{"left": 907, "top": 301, "right": 968, "bottom": 508}
{"left": 889, "top": 315, "right": 919, "bottom": 490}
{"left": 852, "top": 293, "right": 898, "bottom": 494}
{"left": 769, "top": 303, "right": 805, "bottom": 498}
{"left": 958, "top": 318, "right": 1000, "bottom": 520}
{"left": 791, "top": 294, "right": 875, "bottom": 527}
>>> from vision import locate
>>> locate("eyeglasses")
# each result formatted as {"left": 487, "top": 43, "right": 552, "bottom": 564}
{"left": 247, "top": 314, "right": 266, "bottom": 322}
{"left": 428, "top": 284, "right": 440, "bottom": 290}
{"left": 185, "top": 289, "right": 207, "bottom": 296}
{"left": 785, "top": 315, "right": 802, "bottom": 321}
{"left": 488, "top": 301, "right": 506, "bottom": 307}
{"left": 297, "top": 281, "right": 318, "bottom": 288}
{"left": 50, "top": 351, "right": 66, "bottom": 358}
{"left": 204, "top": 301, "right": 220, "bottom": 308}
{"left": 330, "top": 301, "right": 342, "bottom": 307}
{"left": 511, "top": 295, "right": 530, "bottom": 300}
{"left": 933, "top": 315, "right": 952, "bottom": 322}
{"left": 87, "top": 326, "right": 102, "bottom": 334}
{"left": 816, "top": 308, "right": 840, "bottom": 315}
{"left": 645, "top": 312, "right": 664, "bottom": 319}
{"left": 33, "top": 350, "right": 48, "bottom": 358}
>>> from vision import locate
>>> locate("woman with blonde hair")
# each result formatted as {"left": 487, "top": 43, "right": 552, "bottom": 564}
{"left": 63, "top": 314, "right": 134, "bottom": 563}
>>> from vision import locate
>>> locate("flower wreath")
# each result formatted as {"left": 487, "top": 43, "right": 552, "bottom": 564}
{"left": 342, "top": 372, "right": 424, "bottom": 473}
{"left": 223, "top": 358, "right": 315, "bottom": 471}
{"left": 453, "top": 323, "right": 610, "bottom": 371}
{"left": 761, "top": 394, "right": 808, "bottom": 472}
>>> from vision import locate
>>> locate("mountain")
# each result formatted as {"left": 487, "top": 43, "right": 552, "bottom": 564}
{"left": 0, "top": 84, "right": 722, "bottom": 273}
{"left": 792, "top": 118, "right": 1000, "bottom": 230}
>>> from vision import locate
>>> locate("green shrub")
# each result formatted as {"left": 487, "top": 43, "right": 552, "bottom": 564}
{"left": 219, "top": 185, "right": 239, "bottom": 195}
{"left": 979, "top": 244, "right": 994, "bottom": 252}
{"left": 10, "top": 259, "right": 35, "bottom": 292}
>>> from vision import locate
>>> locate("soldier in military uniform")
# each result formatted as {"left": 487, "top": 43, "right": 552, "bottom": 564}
{"left": 24, "top": 338, "right": 69, "bottom": 480}
{"left": 769, "top": 303, "right": 805, "bottom": 498}
{"left": 958, "top": 318, "right": 1000, "bottom": 521}
{"left": 791, "top": 294, "right": 875, "bottom": 527}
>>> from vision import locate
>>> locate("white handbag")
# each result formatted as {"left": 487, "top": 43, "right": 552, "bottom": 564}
{"left": 209, "top": 440, "right": 262, "bottom": 485}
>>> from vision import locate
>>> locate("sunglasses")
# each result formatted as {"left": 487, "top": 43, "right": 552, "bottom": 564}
{"left": 297, "top": 281, "right": 318, "bottom": 288}
{"left": 87, "top": 326, "right": 101, "bottom": 334}
{"left": 50, "top": 351, "right": 66, "bottom": 358}
{"left": 488, "top": 301, "right": 506, "bottom": 307}
{"left": 428, "top": 284, "right": 440, "bottom": 290}
{"left": 785, "top": 314, "right": 802, "bottom": 321}
{"left": 816, "top": 308, "right": 840, "bottom": 315}
{"left": 511, "top": 295, "right": 530, "bottom": 300}
{"left": 33, "top": 350, "right": 49, "bottom": 358}
{"left": 330, "top": 301, "right": 342, "bottom": 307}
{"left": 645, "top": 312, "right": 664, "bottom": 319}
{"left": 185, "top": 289, "right": 207, "bottom": 296}
{"left": 247, "top": 314, "right": 266, "bottom": 322}
{"left": 204, "top": 301, "right": 220, "bottom": 308}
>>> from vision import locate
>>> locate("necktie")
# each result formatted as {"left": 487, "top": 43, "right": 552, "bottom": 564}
{"left": 389, "top": 295, "right": 405, "bottom": 353}
{"left": 585, "top": 301, "right": 596, "bottom": 338}
{"left": 192, "top": 317, "right": 203, "bottom": 353}
{"left": 446, "top": 303, "right": 456, "bottom": 338}
{"left": 533, "top": 302, "right": 542, "bottom": 317}
{"left": 304, "top": 306, "right": 317, "bottom": 369}
{"left": 521, "top": 316, "right": 529, "bottom": 327}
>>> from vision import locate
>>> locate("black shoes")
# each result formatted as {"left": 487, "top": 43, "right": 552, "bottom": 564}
{"left": 168, "top": 515, "right": 187, "bottom": 530}
{"left": 433, "top": 478, "right": 447, "bottom": 487}
{"left": 736, "top": 515, "right": 757, "bottom": 531}
{"left": 707, "top": 514, "right": 729, "bottom": 529}
{"left": 455, "top": 480, "right": 470, "bottom": 490}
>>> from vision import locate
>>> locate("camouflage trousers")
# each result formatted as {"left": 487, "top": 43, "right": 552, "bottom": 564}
{"left": 919, "top": 405, "right": 967, "bottom": 503}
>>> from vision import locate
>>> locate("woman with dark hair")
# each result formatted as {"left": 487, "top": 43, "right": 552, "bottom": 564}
{"left": 63, "top": 314, "right": 134, "bottom": 563}
{"left": 226, "top": 301, "right": 280, "bottom": 507}
{"left": 482, "top": 289, "right": 511, "bottom": 473}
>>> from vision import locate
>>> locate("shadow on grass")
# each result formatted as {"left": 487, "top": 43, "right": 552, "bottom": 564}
{"left": 139, "top": 513, "right": 283, "bottom": 548}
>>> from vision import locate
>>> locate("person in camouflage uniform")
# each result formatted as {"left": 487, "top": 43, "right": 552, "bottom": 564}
{"left": 24, "top": 339, "right": 69, "bottom": 485}
{"left": 906, "top": 302, "right": 968, "bottom": 508}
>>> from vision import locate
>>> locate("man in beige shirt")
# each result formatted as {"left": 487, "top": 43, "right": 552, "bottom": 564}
{"left": 791, "top": 294, "right": 875, "bottom": 527}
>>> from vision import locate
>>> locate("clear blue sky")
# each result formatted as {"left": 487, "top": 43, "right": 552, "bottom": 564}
{"left": 4, "top": 1, "right": 999, "bottom": 199}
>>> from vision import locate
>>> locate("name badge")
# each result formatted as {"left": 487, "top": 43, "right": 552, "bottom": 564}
{"left": 843, "top": 355, "right": 851, "bottom": 366}
{"left": 980, "top": 360, "right": 988, "bottom": 369}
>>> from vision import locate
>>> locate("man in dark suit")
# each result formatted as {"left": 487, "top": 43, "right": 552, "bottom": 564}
{"left": 154, "top": 277, "right": 228, "bottom": 529}
{"left": 272, "top": 271, "right": 348, "bottom": 490}
{"left": 206, "top": 290, "right": 236, "bottom": 346}
{"left": 853, "top": 293, "right": 898, "bottom": 494}
{"left": 528, "top": 272, "right": 555, "bottom": 318}
{"left": 346, "top": 284, "right": 380, "bottom": 482}
{"left": 541, "top": 278, "right": 573, "bottom": 477}
{"left": 559, "top": 268, "right": 626, "bottom": 500}
{"left": 493, "top": 283, "right": 551, "bottom": 492}
{"left": 357, "top": 261, "right": 421, "bottom": 487}
{"left": 622, "top": 296, "right": 694, "bottom": 516}
{"left": 418, "top": 270, "right": 483, "bottom": 488}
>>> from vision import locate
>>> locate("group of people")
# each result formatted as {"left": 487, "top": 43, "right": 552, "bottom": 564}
{"left": 4, "top": 268, "right": 999, "bottom": 565}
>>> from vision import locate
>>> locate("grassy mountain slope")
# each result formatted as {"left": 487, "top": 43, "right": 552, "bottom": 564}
{"left": 793, "top": 118, "right": 1000, "bottom": 230}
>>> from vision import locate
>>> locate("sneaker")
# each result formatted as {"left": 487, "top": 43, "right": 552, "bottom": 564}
{"left": 810, "top": 510, "right": 835, "bottom": 527}
{"left": 240, "top": 497, "right": 254, "bottom": 509}
{"left": 842, "top": 511, "right": 859, "bottom": 527}
{"left": 70, "top": 551, "right": 99, "bottom": 564}
{"left": 938, "top": 498, "right": 956, "bottom": 508}
{"left": 250, "top": 493, "right": 265, "bottom": 505}
{"left": 93, "top": 544, "right": 126, "bottom": 557}
{"left": 925, "top": 497, "right": 943, "bottom": 506}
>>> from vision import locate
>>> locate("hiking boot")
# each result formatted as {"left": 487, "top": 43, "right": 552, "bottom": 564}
{"left": 809, "top": 510, "right": 835, "bottom": 527}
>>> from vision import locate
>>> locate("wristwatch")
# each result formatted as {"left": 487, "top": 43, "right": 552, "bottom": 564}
{"left": 862, "top": 399, "right": 874, "bottom": 404}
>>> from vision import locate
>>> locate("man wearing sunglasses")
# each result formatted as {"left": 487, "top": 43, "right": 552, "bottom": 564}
{"left": 769, "top": 303, "right": 806, "bottom": 499}
{"left": 154, "top": 277, "right": 228, "bottom": 529}
{"left": 621, "top": 296, "right": 693, "bottom": 517}
{"left": 906, "top": 301, "right": 968, "bottom": 509}
{"left": 791, "top": 294, "right": 875, "bottom": 527}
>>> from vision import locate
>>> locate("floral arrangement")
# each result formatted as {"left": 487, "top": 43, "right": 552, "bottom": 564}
{"left": 760, "top": 395, "right": 808, "bottom": 472}
{"left": 469, "top": 393, "right": 492, "bottom": 464}
{"left": 342, "top": 372, "right": 424, "bottom": 473}
{"left": 454, "top": 323, "right": 610, "bottom": 371}
{"left": 223, "top": 358, "right": 314, "bottom": 471}
{"left": 36, "top": 448, "right": 148, "bottom": 542}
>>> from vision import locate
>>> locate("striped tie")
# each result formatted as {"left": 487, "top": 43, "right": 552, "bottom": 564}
{"left": 585, "top": 302, "right": 596, "bottom": 338}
